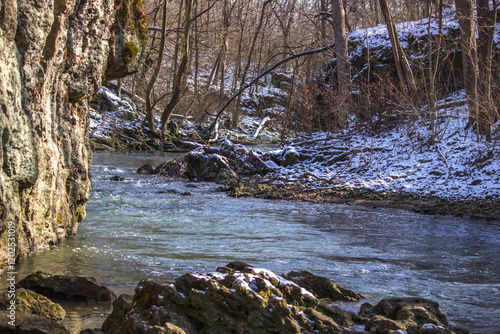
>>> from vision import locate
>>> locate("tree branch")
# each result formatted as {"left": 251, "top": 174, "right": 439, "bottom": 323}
{"left": 204, "top": 42, "right": 340, "bottom": 142}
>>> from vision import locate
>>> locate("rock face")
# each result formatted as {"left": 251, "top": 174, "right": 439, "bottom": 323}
{"left": 0, "top": 0, "right": 147, "bottom": 265}
{"left": 100, "top": 263, "right": 468, "bottom": 334}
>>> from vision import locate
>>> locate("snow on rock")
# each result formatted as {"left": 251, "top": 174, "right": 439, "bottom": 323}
{"left": 344, "top": 7, "right": 500, "bottom": 87}
{"left": 88, "top": 86, "right": 200, "bottom": 151}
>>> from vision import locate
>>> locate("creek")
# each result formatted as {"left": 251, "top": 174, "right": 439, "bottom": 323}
{"left": 8, "top": 151, "right": 500, "bottom": 333}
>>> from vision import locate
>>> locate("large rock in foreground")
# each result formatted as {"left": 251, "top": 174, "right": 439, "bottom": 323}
{"left": 101, "top": 263, "right": 467, "bottom": 334}
{"left": 0, "top": 0, "right": 147, "bottom": 266}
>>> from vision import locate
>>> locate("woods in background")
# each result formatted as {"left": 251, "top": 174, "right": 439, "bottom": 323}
{"left": 118, "top": 0, "right": 499, "bottom": 140}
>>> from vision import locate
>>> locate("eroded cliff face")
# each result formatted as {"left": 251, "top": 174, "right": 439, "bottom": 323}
{"left": 0, "top": 0, "right": 147, "bottom": 266}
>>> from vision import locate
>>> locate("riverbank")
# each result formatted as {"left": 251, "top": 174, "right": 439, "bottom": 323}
{"left": 224, "top": 178, "right": 500, "bottom": 221}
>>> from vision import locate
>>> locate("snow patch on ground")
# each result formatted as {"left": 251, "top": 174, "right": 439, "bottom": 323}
{"left": 267, "top": 91, "right": 500, "bottom": 201}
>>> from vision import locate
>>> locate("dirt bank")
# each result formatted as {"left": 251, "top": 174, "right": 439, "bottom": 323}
{"left": 225, "top": 178, "right": 500, "bottom": 221}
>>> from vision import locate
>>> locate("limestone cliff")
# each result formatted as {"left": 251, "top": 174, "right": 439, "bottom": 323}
{"left": 0, "top": 0, "right": 147, "bottom": 266}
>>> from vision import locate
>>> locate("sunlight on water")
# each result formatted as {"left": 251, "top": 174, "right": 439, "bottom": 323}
{"left": 5, "top": 152, "right": 500, "bottom": 333}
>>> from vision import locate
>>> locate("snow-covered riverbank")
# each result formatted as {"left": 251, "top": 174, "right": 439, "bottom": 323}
{"left": 265, "top": 91, "right": 499, "bottom": 203}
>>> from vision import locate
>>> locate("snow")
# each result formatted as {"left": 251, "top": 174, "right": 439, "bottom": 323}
{"left": 277, "top": 276, "right": 316, "bottom": 299}
{"left": 207, "top": 272, "right": 227, "bottom": 281}
{"left": 88, "top": 86, "right": 149, "bottom": 140}
{"left": 249, "top": 267, "right": 280, "bottom": 282}
{"left": 265, "top": 160, "right": 281, "bottom": 170}
{"left": 267, "top": 90, "right": 500, "bottom": 202}
{"left": 347, "top": 7, "right": 499, "bottom": 67}
{"left": 351, "top": 325, "right": 366, "bottom": 332}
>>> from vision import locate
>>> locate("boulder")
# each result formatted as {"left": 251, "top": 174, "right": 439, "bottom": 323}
{"left": 101, "top": 264, "right": 362, "bottom": 334}
{"left": 154, "top": 158, "right": 188, "bottom": 177}
{"left": 150, "top": 139, "right": 273, "bottom": 182}
{"left": 136, "top": 164, "right": 157, "bottom": 174}
{"left": 0, "top": 288, "right": 68, "bottom": 333}
{"left": 267, "top": 146, "right": 302, "bottom": 167}
{"left": 17, "top": 272, "right": 116, "bottom": 302}
{"left": 109, "top": 175, "right": 127, "bottom": 181}
{"left": 0, "top": 313, "right": 69, "bottom": 334}
{"left": 361, "top": 298, "right": 469, "bottom": 334}
{"left": 282, "top": 270, "right": 362, "bottom": 302}
{"left": 215, "top": 168, "right": 237, "bottom": 184}
{"left": 0, "top": 288, "right": 66, "bottom": 321}
{"left": 171, "top": 139, "right": 273, "bottom": 181}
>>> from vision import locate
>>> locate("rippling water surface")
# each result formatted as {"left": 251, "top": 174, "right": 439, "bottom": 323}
{"left": 9, "top": 151, "right": 500, "bottom": 333}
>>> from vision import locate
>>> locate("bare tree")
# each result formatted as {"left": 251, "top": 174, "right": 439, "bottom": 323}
{"left": 145, "top": 0, "right": 169, "bottom": 137}
{"left": 371, "top": 0, "right": 380, "bottom": 25}
{"left": 379, "top": 0, "right": 416, "bottom": 94}
{"left": 235, "top": 0, "right": 274, "bottom": 125}
{"left": 331, "top": 0, "right": 351, "bottom": 122}
{"left": 455, "top": 0, "right": 480, "bottom": 137}
{"left": 160, "top": 0, "right": 195, "bottom": 134}
{"left": 476, "top": 0, "right": 497, "bottom": 139}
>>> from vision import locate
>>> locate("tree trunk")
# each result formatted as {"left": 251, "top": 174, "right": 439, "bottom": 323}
{"left": 455, "top": 0, "right": 480, "bottom": 137}
{"left": 220, "top": 0, "right": 230, "bottom": 96}
{"left": 194, "top": 1, "right": 199, "bottom": 94}
{"left": 320, "top": 0, "right": 328, "bottom": 42}
{"left": 476, "top": 0, "right": 496, "bottom": 139}
{"left": 379, "top": 0, "right": 416, "bottom": 94}
{"left": 235, "top": 0, "right": 273, "bottom": 125}
{"left": 371, "top": 0, "right": 380, "bottom": 25}
{"left": 171, "top": 0, "right": 184, "bottom": 79}
{"left": 331, "top": 0, "right": 351, "bottom": 123}
{"left": 160, "top": 0, "right": 194, "bottom": 134}
{"left": 145, "top": 0, "right": 169, "bottom": 138}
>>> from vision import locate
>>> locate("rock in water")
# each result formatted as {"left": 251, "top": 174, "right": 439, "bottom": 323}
{"left": 0, "top": 288, "right": 68, "bottom": 333}
{"left": 136, "top": 164, "right": 157, "bottom": 174}
{"left": 153, "top": 139, "right": 272, "bottom": 181}
{"left": 0, "top": 0, "right": 147, "bottom": 266}
{"left": 360, "top": 297, "right": 469, "bottom": 334}
{"left": 0, "top": 288, "right": 66, "bottom": 320}
{"left": 282, "top": 270, "right": 362, "bottom": 302}
{"left": 100, "top": 264, "right": 469, "bottom": 334}
{"left": 102, "top": 264, "right": 361, "bottom": 333}
{"left": 17, "top": 272, "right": 116, "bottom": 302}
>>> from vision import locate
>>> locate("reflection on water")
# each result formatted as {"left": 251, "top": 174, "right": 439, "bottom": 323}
{"left": 4, "top": 152, "right": 500, "bottom": 333}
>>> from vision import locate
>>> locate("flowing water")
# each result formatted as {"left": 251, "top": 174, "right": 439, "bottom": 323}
{"left": 5, "top": 151, "right": 500, "bottom": 333}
